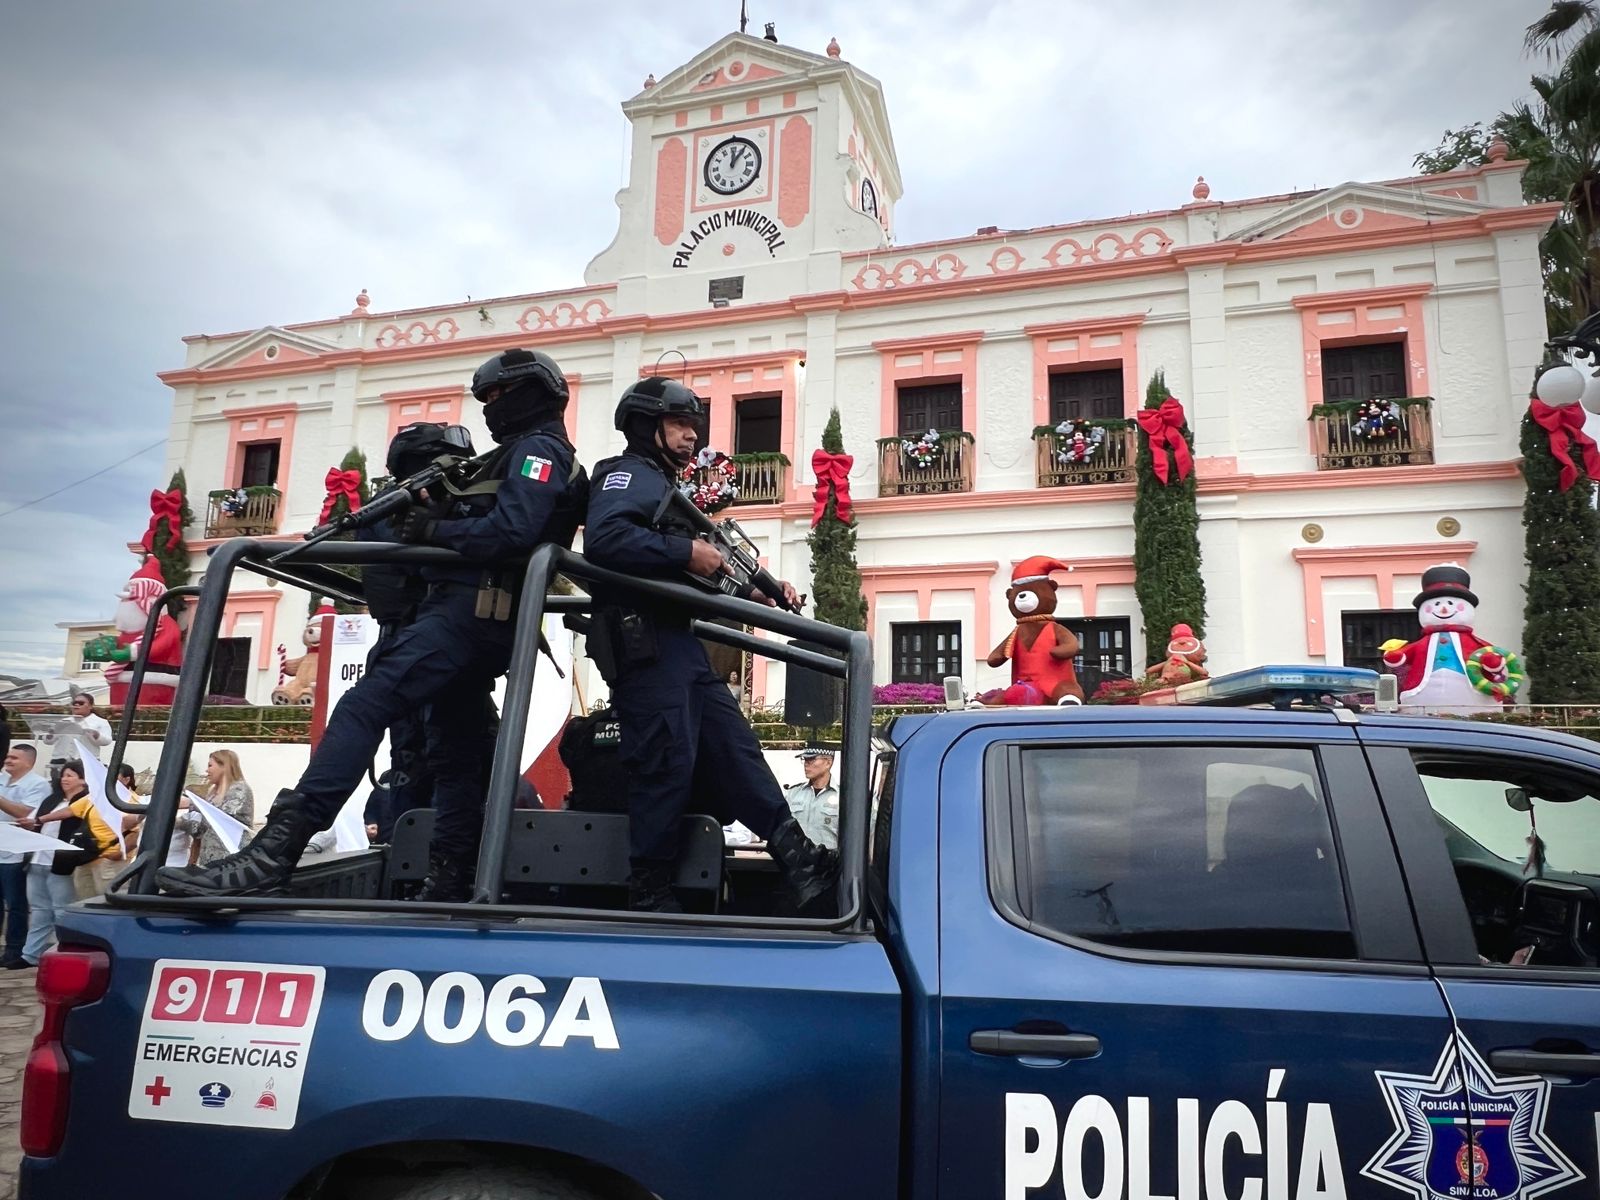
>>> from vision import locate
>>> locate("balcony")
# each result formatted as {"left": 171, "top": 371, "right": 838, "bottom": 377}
{"left": 1310, "top": 398, "right": 1434, "bottom": 471}
{"left": 1033, "top": 420, "right": 1136, "bottom": 488}
{"left": 681, "top": 454, "right": 789, "bottom": 508}
{"left": 877, "top": 431, "right": 974, "bottom": 496}
{"left": 206, "top": 487, "right": 282, "bottom": 538}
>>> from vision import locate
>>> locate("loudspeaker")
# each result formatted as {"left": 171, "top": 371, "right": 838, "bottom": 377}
{"left": 784, "top": 639, "right": 841, "bottom": 727}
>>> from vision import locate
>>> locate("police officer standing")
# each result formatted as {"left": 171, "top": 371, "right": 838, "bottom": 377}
{"left": 583, "top": 377, "right": 838, "bottom": 913}
{"left": 160, "top": 349, "right": 587, "bottom": 900}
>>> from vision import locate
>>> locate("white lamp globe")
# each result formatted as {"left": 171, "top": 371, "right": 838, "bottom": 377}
{"left": 1536, "top": 363, "right": 1586, "bottom": 406}
{"left": 1580, "top": 361, "right": 1600, "bottom": 415}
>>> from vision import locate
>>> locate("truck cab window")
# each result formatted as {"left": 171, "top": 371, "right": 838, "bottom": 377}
{"left": 1015, "top": 745, "right": 1354, "bottom": 959}
{"left": 1414, "top": 760, "right": 1600, "bottom": 969}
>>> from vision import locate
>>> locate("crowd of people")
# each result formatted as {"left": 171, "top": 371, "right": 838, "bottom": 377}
{"left": 0, "top": 698, "right": 255, "bottom": 968}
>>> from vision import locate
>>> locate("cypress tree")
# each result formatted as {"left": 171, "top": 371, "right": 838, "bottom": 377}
{"left": 807, "top": 409, "right": 867, "bottom": 630}
{"left": 151, "top": 468, "right": 194, "bottom": 590}
{"left": 1132, "top": 369, "right": 1206, "bottom": 666}
{"left": 311, "top": 447, "right": 371, "bottom": 616}
{"left": 1520, "top": 407, "right": 1600, "bottom": 702}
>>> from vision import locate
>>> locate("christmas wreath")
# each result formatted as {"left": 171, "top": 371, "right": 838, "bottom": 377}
{"left": 1466, "top": 646, "right": 1525, "bottom": 703}
{"left": 219, "top": 488, "right": 250, "bottom": 518}
{"left": 679, "top": 448, "right": 739, "bottom": 514}
{"left": 1054, "top": 419, "right": 1106, "bottom": 464}
{"left": 901, "top": 428, "right": 942, "bottom": 468}
{"left": 1351, "top": 399, "right": 1402, "bottom": 441}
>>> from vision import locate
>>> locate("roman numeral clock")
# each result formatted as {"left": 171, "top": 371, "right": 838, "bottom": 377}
{"left": 695, "top": 125, "right": 772, "bottom": 206}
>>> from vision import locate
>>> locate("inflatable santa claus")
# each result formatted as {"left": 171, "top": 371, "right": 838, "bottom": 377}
{"left": 85, "top": 558, "right": 184, "bottom": 706}
{"left": 1381, "top": 564, "right": 1522, "bottom": 712}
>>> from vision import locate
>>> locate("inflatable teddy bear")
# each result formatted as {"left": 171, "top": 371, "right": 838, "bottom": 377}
{"left": 1146, "top": 623, "right": 1209, "bottom": 688}
{"left": 273, "top": 602, "right": 334, "bottom": 706}
{"left": 976, "top": 556, "right": 1083, "bottom": 705}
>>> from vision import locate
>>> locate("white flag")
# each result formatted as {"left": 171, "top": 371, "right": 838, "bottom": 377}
{"left": 74, "top": 751, "right": 127, "bottom": 855}
{"left": 186, "top": 790, "right": 246, "bottom": 856}
{"left": 0, "top": 825, "right": 77, "bottom": 854}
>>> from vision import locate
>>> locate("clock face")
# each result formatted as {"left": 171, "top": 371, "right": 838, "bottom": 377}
{"left": 861, "top": 178, "right": 879, "bottom": 218}
{"left": 704, "top": 136, "right": 762, "bottom": 196}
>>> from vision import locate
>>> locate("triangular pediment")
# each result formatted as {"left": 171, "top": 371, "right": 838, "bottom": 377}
{"left": 630, "top": 33, "right": 835, "bottom": 107}
{"left": 194, "top": 326, "right": 341, "bottom": 371}
{"left": 1233, "top": 182, "right": 1487, "bottom": 244}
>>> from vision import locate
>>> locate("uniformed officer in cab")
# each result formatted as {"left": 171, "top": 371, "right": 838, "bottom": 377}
{"left": 583, "top": 377, "right": 839, "bottom": 913}
{"left": 160, "top": 349, "right": 588, "bottom": 901}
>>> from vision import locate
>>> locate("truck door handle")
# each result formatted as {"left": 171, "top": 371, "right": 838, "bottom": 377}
{"left": 1489, "top": 1049, "right": 1600, "bottom": 1078}
{"left": 969, "top": 1030, "right": 1101, "bottom": 1059}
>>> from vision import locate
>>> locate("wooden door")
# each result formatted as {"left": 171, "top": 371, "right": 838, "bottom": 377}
{"left": 1049, "top": 368, "right": 1124, "bottom": 421}
{"left": 1320, "top": 342, "right": 1405, "bottom": 403}
{"left": 896, "top": 383, "right": 962, "bottom": 435}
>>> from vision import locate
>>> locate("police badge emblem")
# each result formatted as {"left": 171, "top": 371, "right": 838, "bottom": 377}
{"left": 1362, "top": 1036, "right": 1581, "bottom": 1200}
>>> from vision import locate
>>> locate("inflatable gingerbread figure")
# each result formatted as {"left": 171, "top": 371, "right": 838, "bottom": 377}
{"left": 977, "top": 557, "right": 1084, "bottom": 705}
{"left": 273, "top": 603, "right": 333, "bottom": 706}
{"left": 1147, "top": 623, "right": 1209, "bottom": 688}
{"left": 83, "top": 557, "right": 184, "bottom": 706}
{"left": 1381, "top": 564, "right": 1524, "bottom": 712}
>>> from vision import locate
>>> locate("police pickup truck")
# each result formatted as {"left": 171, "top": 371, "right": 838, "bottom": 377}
{"left": 18, "top": 539, "right": 1600, "bottom": 1200}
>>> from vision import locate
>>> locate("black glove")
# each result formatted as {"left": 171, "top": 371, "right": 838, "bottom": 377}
{"left": 393, "top": 507, "right": 441, "bottom": 545}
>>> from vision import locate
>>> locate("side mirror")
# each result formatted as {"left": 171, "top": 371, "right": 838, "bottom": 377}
{"left": 1505, "top": 786, "right": 1533, "bottom": 813}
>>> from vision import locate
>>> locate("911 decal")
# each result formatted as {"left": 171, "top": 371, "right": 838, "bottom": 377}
{"left": 129, "top": 959, "right": 326, "bottom": 1130}
{"left": 360, "top": 970, "right": 618, "bottom": 1049}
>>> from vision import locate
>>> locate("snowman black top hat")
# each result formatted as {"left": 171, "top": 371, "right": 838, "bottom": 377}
{"left": 1413, "top": 564, "right": 1478, "bottom": 609}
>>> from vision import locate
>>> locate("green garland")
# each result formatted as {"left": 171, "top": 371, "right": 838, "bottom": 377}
{"left": 729, "top": 451, "right": 791, "bottom": 466}
{"left": 1307, "top": 396, "right": 1433, "bottom": 420}
{"left": 209, "top": 484, "right": 281, "bottom": 500}
{"left": 807, "top": 409, "right": 867, "bottom": 631}
{"left": 1132, "top": 369, "right": 1206, "bottom": 666}
{"left": 875, "top": 429, "right": 975, "bottom": 448}
{"left": 1031, "top": 418, "right": 1136, "bottom": 439}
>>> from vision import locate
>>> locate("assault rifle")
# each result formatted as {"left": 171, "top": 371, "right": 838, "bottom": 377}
{"left": 652, "top": 486, "right": 798, "bottom": 613}
{"left": 268, "top": 450, "right": 498, "bottom": 565}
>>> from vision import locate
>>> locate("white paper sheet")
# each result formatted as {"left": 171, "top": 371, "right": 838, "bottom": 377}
{"left": 74, "top": 751, "right": 128, "bottom": 855}
{"left": 186, "top": 790, "right": 246, "bottom": 856}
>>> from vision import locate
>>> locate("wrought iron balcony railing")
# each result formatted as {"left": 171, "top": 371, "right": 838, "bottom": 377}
{"left": 1033, "top": 421, "right": 1137, "bottom": 487}
{"left": 205, "top": 487, "right": 282, "bottom": 538}
{"left": 1309, "top": 398, "right": 1434, "bottom": 471}
{"left": 877, "top": 430, "right": 974, "bottom": 496}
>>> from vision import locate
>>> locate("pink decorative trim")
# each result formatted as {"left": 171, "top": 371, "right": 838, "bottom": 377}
{"left": 709, "top": 104, "right": 723, "bottom": 121}
{"left": 986, "top": 246, "right": 1025, "bottom": 274}
{"left": 221, "top": 404, "right": 298, "bottom": 531}
{"left": 516, "top": 297, "right": 613, "bottom": 331}
{"left": 873, "top": 332, "right": 983, "bottom": 452}
{"left": 1293, "top": 284, "right": 1433, "bottom": 411}
{"left": 1040, "top": 227, "right": 1173, "bottom": 269}
{"left": 1292, "top": 541, "right": 1477, "bottom": 657}
{"left": 782, "top": 91, "right": 797, "bottom": 108}
{"left": 852, "top": 253, "right": 968, "bottom": 291}
{"left": 654, "top": 138, "right": 689, "bottom": 247}
{"left": 231, "top": 342, "right": 318, "bottom": 370}
{"left": 374, "top": 317, "right": 460, "bottom": 349}
{"left": 858, "top": 562, "right": 999, "bottom": 655}
{"left": 1025, "top": 314, "right": 1147, "bottom": 425}
{"left": 777, "top": 116, "right": 811, "bottom": 229}
{"left": 383, "top": 387, "right": 463, "bottom": 442}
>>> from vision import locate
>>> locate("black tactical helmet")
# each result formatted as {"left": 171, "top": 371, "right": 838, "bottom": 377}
{"left": 471, "top": 348, "right": 569, "bottom": 408}
{"left": 386, "top": 422, "right": 475, "bottom": 478}
{"left": 612, "top": 376, "right": 706, "bottom": 431}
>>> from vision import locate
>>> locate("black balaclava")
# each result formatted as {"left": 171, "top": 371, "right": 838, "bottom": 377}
{"left": 485, "top": 384, "right": 560, "bottom": 445}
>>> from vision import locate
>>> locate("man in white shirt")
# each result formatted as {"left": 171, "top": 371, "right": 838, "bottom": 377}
{"left": 782, "top": 747, "right": 839, "bottom": 851}
{"left": 0, "top": 744, "right": 50, "bottom": 967}
{"left": 58, "top": 695, "right": 114, "bottom": 763}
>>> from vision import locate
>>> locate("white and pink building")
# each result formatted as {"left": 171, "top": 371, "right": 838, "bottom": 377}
{"left": 153, "top": 31, "right": 1555, "bottom": 705}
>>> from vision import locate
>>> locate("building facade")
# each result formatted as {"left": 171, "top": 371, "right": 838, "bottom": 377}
{"left": 153, "top": 32, "right": 1556, "bottom": 706}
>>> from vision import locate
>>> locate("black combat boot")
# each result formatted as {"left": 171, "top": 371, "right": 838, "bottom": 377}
{"left": 156, "top": 790, "right": 321, "bottom": 897}
{"left": 414, "top": 853, "right": 474, "bottom": 903}
{"left": 766, "top": 817, "right": 839, "bottom": 913}
{"left": 627, "top": 861, "right": 683, "bottom": 913}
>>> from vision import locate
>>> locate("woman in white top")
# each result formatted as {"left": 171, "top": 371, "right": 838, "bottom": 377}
{"left": 62, "top": 695, "right": 114, "bottom": 762}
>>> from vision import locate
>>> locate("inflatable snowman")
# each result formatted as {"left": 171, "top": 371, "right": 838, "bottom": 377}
{"left": 1381, "top": 564, "right": 1523, "bottom": 713}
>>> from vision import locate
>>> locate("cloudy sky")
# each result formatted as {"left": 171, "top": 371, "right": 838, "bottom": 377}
{"left": 0, "top": 0, "right": 1555, "bottom": 680}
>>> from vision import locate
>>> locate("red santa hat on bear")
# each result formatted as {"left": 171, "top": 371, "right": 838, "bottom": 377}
{"left": 1010, "top": 557, "right": 1069, "bottom": 588}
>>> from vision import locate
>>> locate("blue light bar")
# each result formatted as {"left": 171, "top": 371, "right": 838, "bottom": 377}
{"left": 1142, "top": 665, "right": 1380, "bottom": 709}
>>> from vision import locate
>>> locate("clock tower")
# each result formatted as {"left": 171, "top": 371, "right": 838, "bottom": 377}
{"left": 586, "top": 31, "right": 901, "bottom": 312}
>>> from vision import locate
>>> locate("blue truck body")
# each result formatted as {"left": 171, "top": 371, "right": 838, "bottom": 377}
{"left": 20, "top": 704, "right": 1600, "bottom": 1200}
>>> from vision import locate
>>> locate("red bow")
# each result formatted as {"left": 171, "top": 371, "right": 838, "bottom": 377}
{"left": 1529, "top": 399, "right": 1600, "bottom": 492}
{"left": 1136, "top": 398, "right": 1194, "bottom": 484}
{"left": 811, "top": 449, "right": 854, "bottom": 525}
{"left": 318, "top": 468, "right": 364, "bottom": 524}
{"left": 140, "top": 489, "right": 184, "bottom": 552}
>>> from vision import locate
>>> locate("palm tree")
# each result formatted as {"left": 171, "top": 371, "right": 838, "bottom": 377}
{"left": 1524, "top": 1, "right": 1598, "bottom": 58}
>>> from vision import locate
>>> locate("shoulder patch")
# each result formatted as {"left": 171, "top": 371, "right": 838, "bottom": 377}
{"left": 602, "top": 471, "right": 632, "bottom": 490}
{"left": 520, "top": 455, "right": 553, "bottom": 483}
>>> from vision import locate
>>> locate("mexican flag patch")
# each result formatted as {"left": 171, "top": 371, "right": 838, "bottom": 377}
{"left": 521, "top": 455, "right": 552, "bottom": 482}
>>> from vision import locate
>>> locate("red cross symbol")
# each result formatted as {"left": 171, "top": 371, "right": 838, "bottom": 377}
{"left": 144, "top": 1076, "right": 172, "bottom": 1106}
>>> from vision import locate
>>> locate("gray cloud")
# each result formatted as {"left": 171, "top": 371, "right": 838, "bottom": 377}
{"left": 0, "top": 0, "right": 1551, "bottom": 675}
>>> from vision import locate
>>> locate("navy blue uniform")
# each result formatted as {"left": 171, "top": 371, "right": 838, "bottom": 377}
{"left": 296, "top": 421, "right": 585, "bottom": 860}
{"left": 584, "top": 451, "right": 791, "bottom": 863}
